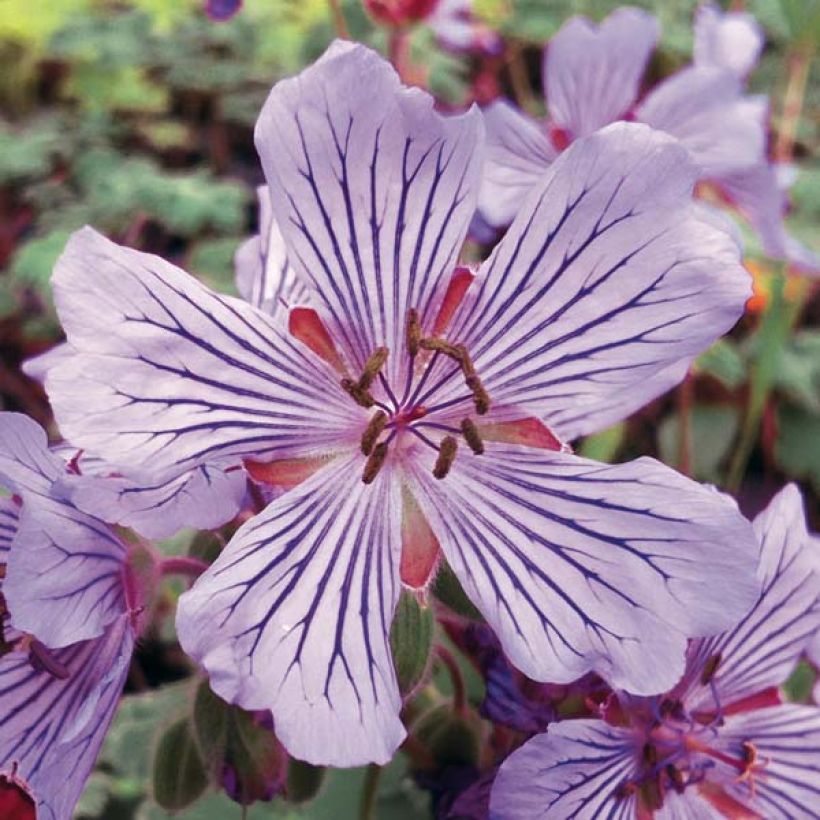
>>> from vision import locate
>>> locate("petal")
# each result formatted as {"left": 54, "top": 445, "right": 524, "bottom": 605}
{"left": 0, "top": 498, "right": 19, "bottom": 562}
{"left": 683, "top": 485, "right": 819, "bottom": 711}
{"left": 717, "top": 705, "right": 820, "bottom": 818}
{"left": 718, "top": 164, "right": 820, "bottom": 275}
{"left": 0, "top": 617, "right": 133, "bottom": 820}
{"left": 489, "top": 720, "right": 639, "bottom": 819}
{"left": 48, "top": 227, "right": 364, "bottom": 480}
{"left": 254, "top": 40, "right": 484, "bottom": 386}
{"left": 65, "top": 460, "right": 246, "bottom": 540}
{"left": 176, "top": 455, "right": 405, "bottom": 766}
{"left": 428, "top": 0, "right": 502, "bottom": 55}
{"left": 636, "top": 67, "right": 767, "bottom": 178}
{"left": 408, "top": 446, "right": 759, "bottom": 695}
{"left": 447, "top": 123, "right": 750, "bottom": 440}
{"left": 234, "top": 186, "right": 311, "bottom": 316}
{"left": 20, "top": 343, "right": 73, "bottom": 386}
{"left": 0, "top": 413, "right": 63, "bottom": 497}
{"left": 478, "top": 100, "right": 556, "bottom": 228}
{"left": 693, "top": 3, "right": 764, "bottom": 79}
{"left": 545, "top": 8, "right": 660, "bottom": 138}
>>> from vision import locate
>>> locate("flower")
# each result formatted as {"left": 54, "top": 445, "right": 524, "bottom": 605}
{"left": 0, "top": 413, "right": 139, "bottom": 820}
{"left": 489, "top": 484, "right": 820, "bottom": 819}
{"left": 479, "top": 5, "right": 819, "bottom": 274}
{"left": 45, "top": 41, "right": 759, "bottom": 766}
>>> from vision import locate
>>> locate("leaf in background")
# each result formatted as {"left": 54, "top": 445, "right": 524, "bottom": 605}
{"left": 658, "top": 405, "right": 741, "bottom": 481}
{"left": 188, "top": 236, "right": 243, "bottom": 293}
{"left": 390, "top": 591, "right": 435, "bottom": 696}
{"left": 775, "top": 402, "right": 820, "bottom": 491}
{"left": 9, "top": 229, "right": 72, "bottom": 308}
{"left": 431, "top": 562, "right": 484, "bottom": 621}
{"left": 774, "top": 330, "right": 820, "bottom": 412}
{"left": 0, "top": 118, "right": 63, "bottom": 184}
{"left": 578, "top": 422, "right": 626, "bottom": 463}
{"left": 153, "top": 718, "right": 209, "bottom": 811}
{"left": 695, "top": 338, "right": 747, "bottom": 390}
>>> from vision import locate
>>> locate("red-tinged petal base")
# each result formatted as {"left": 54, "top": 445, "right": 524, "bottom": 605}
{"left": 722, "top": 687, "right": 782, "bottom": 717}
{"left": 400, "top": 485, "right": 441, "bottom": 589}
{"left": 288, "top": 307, "right": 347, "bottom": 374}
{"left": 244, "top": 456, "right": 331, "bottom": 490}
{"left": 0, "top": 773, "right": 36, "bottom": 820}
{"left": 697, "top": 782, "right": 761, "bottom": 819}
{"left": 432, "top": 267, "right": 474, "bottom": 337}
{"left": 477, "top": 417, "right": 564, "bottom": 451}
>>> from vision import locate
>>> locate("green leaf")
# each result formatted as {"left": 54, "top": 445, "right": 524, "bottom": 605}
{"left": 411, "top": 704, "right": 480, "bottom": 769}
{"left": 390, "top": 591, "right": 435, "bottom": 696}
{"left": 188, "top": 236, "right": 243, "bottom": 294}
{"left": 578, "top": 422, "right": 625, "bottom": 463}
{"left": 153, "top": 718, "right": 209, "bottom": 812}
{"left": 695, "top": 339, "right": 747, "bottom": 390}
{"left": 286, "top": 759, "right": 326, "bottom": 805}
{"left": 658, "top": 404, "right": 741, "bottom": 481}
{"left": 9, "top": 229, "right": 72, "bottom": 306}
{"left": 431, "top": 561, "right": 483, "bottom": 621}
{"left": 774, "top": 331, "right": 820, "bottom": 412}
{"left": 775, "top": 403, "right": 820, "bottom": 491}
{"left": 783, "top": 661, "right": 816, "bottom": 702}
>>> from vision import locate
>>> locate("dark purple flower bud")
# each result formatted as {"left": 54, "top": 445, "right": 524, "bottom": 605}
{"left": 205, "top": 0, "right": 242, "bottom": 22}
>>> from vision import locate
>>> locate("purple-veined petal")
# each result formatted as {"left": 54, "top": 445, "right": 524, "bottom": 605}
{"left": 636, "top": 67, "right": 767, "bottom": 178}
{"left": 176, "top": 454, "right": 405, "bottom": 766}
{"left": 683, "top": 485, "right": 819, "bottom": 712}
{"left": 408, "top": 446, "right": 759, "bottom": 695}
{"left": 0, "top": 413, "right": 63, "bottom": 497}
{"left": 254, "top": 40, "right": 484, "bottom": 387}
{"left": 712, "top": 705, "right": 820, "bottom": 818}
{"left": 0, "top": 497, "right": 19, "bottom": 562}
{"left": 489, "top": 720, "right": 639, "bottom": 819}
{"left": 478, "top": 100, "right": 556, "bottom": 228}
{"left": 21, "top": 343, "right": 73, "bottom": 385}
{"left": 446, "top": 123, "right": 750, "bottom": 441}
{"left": 0, "top": 616, "right": 133, "bottom": 820}
{"left": 64, "top": 460, "right": 246, "bottom": 540}
{"left": 48, "top": 227, "right": 364, "bottom": 480}
{"left": 693, "top": 3, "right": 763, "bottom": 79}
{"left": 544, "top": 8, "right": 660, "bottom": 138}
{"left": 718, "top": 164, "right": 820, "bottom": 275}
{"left": 234, "top": 186, "right": 311, "bottom": 316}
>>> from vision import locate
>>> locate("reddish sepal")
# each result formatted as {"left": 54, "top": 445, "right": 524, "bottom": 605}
{"left": 400, "top": 486, "right": 441, "bottom": 588}
{"left": 288, "top": 308, "right": 347, "bottom": 374}
{"left": 432, "top": 267, "right": 474, "bottom": 337}
{"left": 244, "top": 456, "right": 329, "bottom": 490}
{"left": 477, "top": 417, "right": 564, "bottom": 451}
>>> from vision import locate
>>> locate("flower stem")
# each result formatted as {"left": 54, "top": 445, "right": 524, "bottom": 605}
{"left": 159, "top": 556, "right": 209, "bottom": 578}
{"left": 327, "top": 0, "right": 349, "bottom": 38}
{"left": 436, "top": 644, "right": 466, "bottom": 714}
{"left": 359, "top": 763, "right": 381, "bottom": 820}
{"left": 775, "top": 47, "right": 812, "bottom": 163}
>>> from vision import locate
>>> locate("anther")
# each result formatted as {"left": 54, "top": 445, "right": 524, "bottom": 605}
{"left": 665, "top": 765, "right": 685, "bottom": 793}
{"left": 362, "top": 442, "right": 389, "bottom": 484}
{"left": 359, "top": 346, "right": 389, "bottom": 390}
{"left": 406, "top": 309, "right": 422, "bottom": 357}
{"left": 460, "top": 418, "right": 484, "bottom": 455}
{"left": 466, "top": 374, "right": 491, "bottom": 415}
{"left": 341, "top": 377, "right": 375, "bottom": 408}
{"left": 433, "top": 436, "right": 458, "bottom": 479}
{"left": 700, "top": 652, "right": 722, "bottom": 685}
{"left": 642, "top": 743, "right": 658, "bottom": 766}
{"left": 419, "top": 337, "right": 463, "bottom": 360}
{"left": 361, "top": 411, "right": 388, "bottom": 455}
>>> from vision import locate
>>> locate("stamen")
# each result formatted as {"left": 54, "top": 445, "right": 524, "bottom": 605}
{"left": 465, "top": 374, "right": 490, "bottom": 415}
{"left": 359, "top": 346, "right": 389, "bottom": 390}
{"left": 361, "top": 411, "right": 388, "bottom": 455}
{"left": 29, "top": 639, "right": 70, "bottom": 679}
{"left": 406, "top": 308, "right": 422, "bottom": 357}
{"left": 433, "top": 436, "right": 458, "bottom": 479}
{"left": 665, "top": 764, "right": 685, "bottom": 793}
{"left": 341, "top": 377, "right": 375, "bottom": 408}
{"left": 419, "top": 337, "right": 463, "bottom": 360}
{"left": 362, "top": 442, "right": 389, "bottom": 484}
{"left": 460, "top": 418, "right": 484, "bottom": 455}
{"left": 700, "top": 652, "right": 722, "bottom": 685}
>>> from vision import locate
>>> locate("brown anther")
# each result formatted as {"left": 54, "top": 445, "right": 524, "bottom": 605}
{"left": 455, "top": 344, "right": 475, "bottom": 376}
{"left": 700, "top": 652, "right": 722, "bottom": 685}
{"left": 361, "top": 411, "right": 388, "bottom": 455}
{"left": 642, "top": 743, "right": 658, "bottom": 766}
{"left": 419, "top": 337, "right": 463, "bottom": 360}
{"left": 460, "top": 418, "right": 484, "bottom": 455}
{"left": 406, "top": 309, "right": 422, "bottom": 357}
{"left": 740, "top": 741, "right": 758, "bottom": 767}
{"left": 0, "top": 564, "right": 6, "bottom": 580}
{"left": 341, "top": 377, "right": 375, "bottom": 408}
{"left": 362, "top": 442, "right": 390, "bottom": 484}
{"left": 359, "top": 346, "right": 389, "bottom": 390}
{"left": 665, "top": 764, "right": 685, "bottom": 793}
{"left": 433, "top": 436, "right": 458, "bottom": 480}
{"left": 466, "top": 374, "right": 491, "bottom": 415}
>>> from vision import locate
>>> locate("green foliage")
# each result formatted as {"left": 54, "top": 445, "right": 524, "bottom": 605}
{"left": 390, "top": 591, "right": 435, "bottom": 696}
{"left": 431, "top": 561, "right": 484, "bottom": 621}
{"left": 153, "top": 718, "right": 209, "bottom": 811}
{"left": 775, "top": 403, "right": 820, "bottom": 491}
{"left": 578, "top": 423, "right": 626, "bottom": 463}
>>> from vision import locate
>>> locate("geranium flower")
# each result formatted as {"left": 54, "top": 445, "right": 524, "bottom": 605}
{"left": 480, "top": 5, "right": 819, "bottom": 274}
{"left": 489, "top": 484, "right": 820, "bottom": 818}
{"left": 45, "top": 41, "right": 759, "bottom": 766}
{"left": 0, "top": 413, "right": 140, "bottom": 820}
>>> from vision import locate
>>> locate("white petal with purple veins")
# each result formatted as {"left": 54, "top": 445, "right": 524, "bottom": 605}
{"left": 254, "top": 40, "right": 483, "bottom": 386}
{"left": 21, "top": 342, "right": 73, "bottom": 385}
{"left": 176, "top": 455, "right": 405, "bottom": 766}
{"left": 478, "top": 100, "right": 556, "bottom": 228}
{"left": 637, "top": 67, "right": 767, "bottom": 178}
{"left": 0, "top": 413, "right": 63, "bottom": 496}
{"left": 545, "top": 8, "right": 660, "bottom": 138}
{"left": 694, "top": 3, "right": 764, "bottom": 79}
{"left": 48, "top": 227, "right": 364, "bottom": 480}
{"left": 489, "top": 720, "right": 638, "bottom": 819}
{"left": 408, "top": 446, "right": 759, "bottom": 694}
{"left": 0, "top": 617, "right": 133, "bottom": 820}
{"left": 447, "top": 123, "right": 750, "bottom": 441}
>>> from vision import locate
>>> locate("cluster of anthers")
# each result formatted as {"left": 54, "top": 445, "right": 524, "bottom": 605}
{"left": 338, "top": 306, "right": 491, "bottom": 485}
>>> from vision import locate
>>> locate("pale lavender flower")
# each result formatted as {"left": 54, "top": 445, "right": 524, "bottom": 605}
{"left": 490, "top": 484, "right": 820, "bottom": 819}
{"left": 0, "top": 413, "right": 138, "bottom": 820}
{"left": 480, "top": 5, "right": 819, "bottom": 274}
{"left": 46, "top": 41, "right": 758, "bottom": 766}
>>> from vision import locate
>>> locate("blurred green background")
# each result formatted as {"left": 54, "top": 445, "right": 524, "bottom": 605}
{"left": 0, "top": 1, "right": 817, "bottom": 818}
